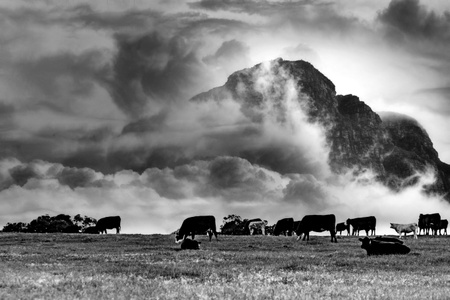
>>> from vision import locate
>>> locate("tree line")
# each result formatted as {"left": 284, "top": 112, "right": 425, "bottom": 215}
{"left": 2, "top": 214, "right": 97, "bottom": 233}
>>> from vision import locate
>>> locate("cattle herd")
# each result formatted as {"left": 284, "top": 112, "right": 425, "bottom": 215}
{"left": 90, "top": 213, "right": 447, "bottom": 254}
{"left": 172, "top": 213, "right": 448, "bottom": 253}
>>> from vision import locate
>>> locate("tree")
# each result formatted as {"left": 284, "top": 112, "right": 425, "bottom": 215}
{"left": 2, "top": 214, "right": 97, "bottom": 233}
{"left": 2, "top": 222, "right": 28, "bottom": 232}
{"left": 221, "top": 215, "right": 246, "bottom": 235}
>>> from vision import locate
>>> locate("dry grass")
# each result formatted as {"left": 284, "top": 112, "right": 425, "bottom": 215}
{"left": 1, "top": 233, "right": 450, "bottom": 299}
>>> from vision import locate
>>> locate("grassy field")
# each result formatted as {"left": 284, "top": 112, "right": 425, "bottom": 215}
{"left": 1, "top": 233, "right": 450, "bottom": 299}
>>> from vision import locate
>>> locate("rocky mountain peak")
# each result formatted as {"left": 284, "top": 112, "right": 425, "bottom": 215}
{"left": 191, "top": 58, "right": 450, "bottom": 200}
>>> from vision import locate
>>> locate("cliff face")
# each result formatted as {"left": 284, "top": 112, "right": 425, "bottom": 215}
{"left": 191, "top": 58, "right": 450, "bottom": 200}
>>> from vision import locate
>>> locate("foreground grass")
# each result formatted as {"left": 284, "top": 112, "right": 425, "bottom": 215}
{"left": 1, "top": 233, "right": 450, "bottom": 299}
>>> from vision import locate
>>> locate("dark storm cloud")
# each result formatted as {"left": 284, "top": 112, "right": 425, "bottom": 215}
{"left": 106, "top": 16, "right": 250, "bottom": 118}
{"left": 282, "top": 174, "right": 328, "bottom": 208}
{"left": 189, "top": 0, "right": 329, "bottom": 15}
{"left": 11, "top": 51, "right": 111, "bottom": 114}
{"left": 3, "top": 160, "right": 100, "bottom": 189}
{"left": 377, "top": 0, "right": 450, "bottom": 43}
{"left": 0, "top": 4, "right": 159, "bottom": 31}
{"left": 108, "top": 32, "right": 206, "bottom": 117}
{"left": 0, "top": 125, "right": 116, "bottom": 174}
{"left": 0, "top": 156, "right": 283, "bottom": 203}
{"left": 165, "top": 156, "right": 281, "bottom": 202}
{"left": 203, "top": 39, "right": 250, "bottom": 66}
{"left": 0, "top": 102, "right": 15, "bottom": 131}
{"left": 189, "top": 0, "right": 364, "bottom": 36}
{"left": 57, "top": 167, "right": 99, "bottom": 189}
{"left": 9, "top": 164, "right": 40, "bottom": 187}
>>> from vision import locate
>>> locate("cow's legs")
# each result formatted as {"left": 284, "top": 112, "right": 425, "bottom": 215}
{"left": 331, "top": 230, "right": 337, "bottom": 243}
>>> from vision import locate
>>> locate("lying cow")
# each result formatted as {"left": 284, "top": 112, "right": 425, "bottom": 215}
{"left": 390, "top": 223, "right": 418, "bottom": 239}
{"left": 83, "top": 226, "right": 99, "bottom": 234}
{"left": 180, "top": 238, "right": 201, "bottom": 250}
{"left": 175, "top": 215, "right": 218, "bottom": 243}
{"left": 359, "top": 237, "right": 410, "bottom": 255}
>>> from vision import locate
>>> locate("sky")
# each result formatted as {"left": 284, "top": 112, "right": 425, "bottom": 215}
{"left": 1, "top": 0, "right": 450, "bottom": 235}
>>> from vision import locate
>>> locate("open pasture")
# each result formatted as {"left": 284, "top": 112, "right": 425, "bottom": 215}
{"left": 1, "top": 233, "right": 450, "bottom": 299}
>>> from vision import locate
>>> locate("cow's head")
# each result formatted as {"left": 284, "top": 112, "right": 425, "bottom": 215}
{"left": 359, "top": 237, "right": 371, "bottom": 250}
{"left": 174, "top": 230, "right": 183, "bottom": 243}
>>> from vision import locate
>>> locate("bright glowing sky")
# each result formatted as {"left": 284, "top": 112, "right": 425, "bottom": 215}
{"left": 1, "top": 0, "right": 450, "bottom": 234}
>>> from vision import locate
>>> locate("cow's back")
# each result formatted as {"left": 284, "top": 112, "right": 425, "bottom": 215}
{"left": 301, "top": 214, "right": 336, "bottom": 231}
{"left": 274, "top": 218, "right": 294, "bottom": 235}
{"left": 180, "top": 215, "right": 216, "bottom": 235}
{"left": 97, "top": 216, "right": 121, "bottom": 228}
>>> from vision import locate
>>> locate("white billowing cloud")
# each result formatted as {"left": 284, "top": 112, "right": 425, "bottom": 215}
{"left": 1, "top": 156, "right": 449, "bottom": 235}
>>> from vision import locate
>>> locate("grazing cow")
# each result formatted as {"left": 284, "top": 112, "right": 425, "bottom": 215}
{"left": 175, "top": 215, "right": 218, "bottom": 243}
{"left": 249, "top": 220, "right": 268, "bottom": 235}
{"left": 96, "top": 216, "right": 121, "bottom": 234}
{"left": 390, "top": 223, "right": 418, "bottom": 239}
{"left": 180, "top": 238, "right": 201, "bottom": 250}
{"left": 418, "top": 213, "right": 441, "bottom": 235}
{"left": 346, "top": 216, "right": 376, "bottom": 236}
{"left": 273, "top": 218, "right": 294, "bottom": 236}
{"left": 265, "top": 224, "right": 275, "bottom": 235}
{"left": 242, "top": 218, "right": 262, "bottom": 235}
{"left": 295, "top": 214, "right": 337, "bottom": 243}
{"left": 432, "top": 219, "right": 448, "bottom": 235}
{"left": 359, "top": 237, "right": 410, "bottom": 255}
{"left": 83, "top": 226, "right": 99, "bottom": 234}
{"left": 336, "top": 222, "right": 350, "bottom": 236}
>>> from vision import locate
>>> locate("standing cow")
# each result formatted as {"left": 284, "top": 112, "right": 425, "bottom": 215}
{"left": 96, "top": 216, "right": 121, "bottom": 234}
{"left": 336, "top": 222, "right": 350, "bottom": 236}
{"left": 346, "top": 216, "right": 376, "bottom": 236}
{"left": 175, "top": 215, "right": 218, "bottom": 243}
{"left": 273, "top": 218, "right": 294, "bottom": 236}
{"left": 432, "top": 219, "right": 448, "bottom": 235}
{"left": 418, "top": 213, "right": 441, "bottom": 235}
{"left": 295, "top": 214, "right": 337, "bottom": 243}
{"left": 390, "top": 223, "right": 418, "bottom": 239}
